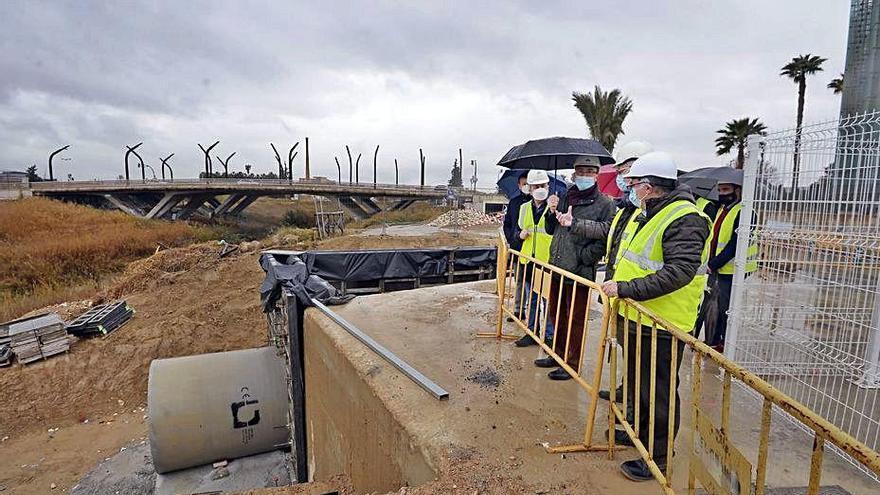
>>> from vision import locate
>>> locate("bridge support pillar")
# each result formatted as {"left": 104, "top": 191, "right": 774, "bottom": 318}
{"left": 214, "top": 194, "right": 246, "bottom": 216}
{"left": 386, "top": 199, "right": 416, "bottom": 212}
{"left": 103, "top": 194, "right": 145, "bottom": 217}
{"left": 176, "top": 194, "right": 214, "bottom": 220}
{"left": 145, "top": 193, "right": 185, "bottom": 219}
{"left": 229, "top": 195, "right": 258, "bottom": 216}
{"left": 337, "top": 196, "right": 371, "bottom": 220}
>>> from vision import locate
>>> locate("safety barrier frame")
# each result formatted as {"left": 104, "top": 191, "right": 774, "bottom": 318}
{"left": 608, "top": 298, "right": 880, "bottom": 495}
{"left": 479, "top": 235, "right": 617, "bottom": 454}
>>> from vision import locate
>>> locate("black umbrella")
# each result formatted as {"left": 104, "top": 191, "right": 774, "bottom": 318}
{"left": 497, "top": 137, "right": 614, "bottom": 176}
{"left": 679, "top": 166, "right": 743, "bottom": 201}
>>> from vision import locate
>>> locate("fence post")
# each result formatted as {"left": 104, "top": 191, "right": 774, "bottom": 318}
{"left": 726, "top": 136, "right": 760, "bottom": 361}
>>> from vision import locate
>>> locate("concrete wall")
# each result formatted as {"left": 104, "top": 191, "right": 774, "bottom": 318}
{"left": 303, "top": 310, "right": 436, "bottom": 494}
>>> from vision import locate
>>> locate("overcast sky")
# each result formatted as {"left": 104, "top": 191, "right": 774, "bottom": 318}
{"left": 0, "top": 1, "right": 850, "bottom": 186}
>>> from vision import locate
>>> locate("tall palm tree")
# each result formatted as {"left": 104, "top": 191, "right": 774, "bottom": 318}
{"left": 827, "top": 73, "right": 844, "bottom": 95}
{"left": 715, "top": 117, "right": 767, "bottom": 169}
{"left": 780, "top": 53, "right": 827, "bottom": 189}
{"left": 572, "top": 85, "right": 633, "bottom": 153}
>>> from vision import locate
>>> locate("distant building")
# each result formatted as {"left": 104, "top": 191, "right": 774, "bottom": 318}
{"left": 841, "top": 0, "right": 880, "bottom": 116}
{"left": 0, "top": 170, "right": 28, "bottom": 184}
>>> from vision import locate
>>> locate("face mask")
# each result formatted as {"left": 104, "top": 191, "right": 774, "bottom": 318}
{"left": 532, "top": 187, "right": 549, "bottom": 201}
{"left": 628, "top": 188, "right": 640, "bottom": 207}
{"left": 520, "top": 185, "right": 530, "bottom": 195}
{"left": 718, "top": 193, "right": 737, "bottom": 206}
{"left": 574, "top": 176, "right": 596, "bottom": 191}
{"left": 615, "top": 174, "right": 629, "bottom": 191}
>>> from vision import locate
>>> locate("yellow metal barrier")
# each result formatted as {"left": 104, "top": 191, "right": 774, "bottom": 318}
{"left": 609, "top": 298, "right": 880, "bottom": 495}
{"left": 483, "top": 237, "right": 880, "bottom": 492}
{"left": 479, "top": 235, "right": 614, "bottom": 453}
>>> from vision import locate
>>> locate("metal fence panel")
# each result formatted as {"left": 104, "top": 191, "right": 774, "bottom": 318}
{"left": 729, "top": 110, "right": 880, "bottom": 480}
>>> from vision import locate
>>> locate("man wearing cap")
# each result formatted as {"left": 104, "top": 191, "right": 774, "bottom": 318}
{"left": 702, "top": 176, "right": 757, "bottom": 352}
{"left": 513, "top": 169, "right": 555, "bottom": 346}
{"left": 502, "top": 170, "right": 531, "bottom": 321}
{"left": 531, "top": 156, "right": 614, "bottom": 380}
{"left": 556, "top": 142, "right": 652, "bottom": 394}
{"left": 599, "top": 151, "right": 711, "bottom": 482}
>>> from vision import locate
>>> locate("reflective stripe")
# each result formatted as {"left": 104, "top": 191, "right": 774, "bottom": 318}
{"left": 621, "top": 250, "right": 665, "bottom": 271}
{"left": 637, "top": 204, "right": 692, "bottom": 260}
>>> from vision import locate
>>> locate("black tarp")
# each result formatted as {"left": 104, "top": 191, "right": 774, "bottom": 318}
{"left": 293, "top": 247, "right": 496, "bottom": 282}
{"left": 259, "top": 253, "right": 354, "bottom": 312}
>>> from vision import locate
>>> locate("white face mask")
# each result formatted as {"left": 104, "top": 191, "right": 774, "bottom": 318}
{"left": 532, "top": 187, "right": 549, "bottom": 201}
{"left": 520, "top": 184, "right": 530, "bottom": 195}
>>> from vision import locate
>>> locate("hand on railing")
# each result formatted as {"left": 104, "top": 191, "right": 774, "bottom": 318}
{"left": 600, "top": 280, "right": 619, "bottom": 297}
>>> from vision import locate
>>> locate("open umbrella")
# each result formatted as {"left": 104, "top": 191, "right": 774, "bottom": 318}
{"left": 678, "top": 166, "right": 743, "bottom": 201}
{"left": 598, "top": 164, "right": 621, "bottom": 198}
{"left": 497, "top": 137, "right": 614, "bottom": 175}
{"left": 496, "top": 169, "right": 569, "bottom": 200}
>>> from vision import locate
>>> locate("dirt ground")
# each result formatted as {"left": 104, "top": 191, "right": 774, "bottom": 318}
{"left": 0, "top": 222, "right": 497, "bottom": 494}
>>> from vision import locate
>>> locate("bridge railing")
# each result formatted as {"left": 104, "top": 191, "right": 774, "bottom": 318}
{"left": 30, "top": 178, "right": 464, "bottom": 195}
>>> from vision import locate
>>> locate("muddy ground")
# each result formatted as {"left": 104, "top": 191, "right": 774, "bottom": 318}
{"left": 0, "top": 222, "right": 497, "bottom": 494}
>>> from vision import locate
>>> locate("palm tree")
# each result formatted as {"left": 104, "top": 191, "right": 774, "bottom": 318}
{"left": 715, "top": 118, "right": 767, "bottom": 169}
{"left": 827, "top": 73, "right": 844, "bottom": 95}
{"left": 572, "top": 85, "right": 633, "bottom": 153}
{"left": 780, "top": 53, "right": 827, "bottom": 189}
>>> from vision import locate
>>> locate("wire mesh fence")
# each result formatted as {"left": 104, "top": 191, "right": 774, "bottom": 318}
{"left": 729, "top": 110, "right": 880, "bottom": 480}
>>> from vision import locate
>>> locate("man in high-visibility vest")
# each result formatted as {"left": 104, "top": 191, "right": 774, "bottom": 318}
{"left": 694, "top": 192, "right": 718, "bottom": 219}
{"left": 513, "top": 170, "right": 555, "bottom": 347}
{"left": 702, "top": 174, "right": 757, "bottom": 352}
{"left": 502, "top": 171, "right": 531, "bottom": 321}
{"left": 599, "top": 151, "right": 710, "bottom": 482}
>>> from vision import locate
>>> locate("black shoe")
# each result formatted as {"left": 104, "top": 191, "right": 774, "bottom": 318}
{"left": 534, "top": 357, "right": 556, "bottom": 368}
{"left": 506, "top": 316, "right": 514, "bottom": 322}
{"left": 605, "top": 428, "right": 635, "bottom": 447}
{"left": 548, "top": 367, "right": 572, "bottom": 380}
{"left": 598, "top": 384, "right": 625, "bottom": 403}
{"left": 619, "top": 459, "right": 656, "bottom": 482}
{"left": 514, "top": 335, "right": 537, "bottom": 347}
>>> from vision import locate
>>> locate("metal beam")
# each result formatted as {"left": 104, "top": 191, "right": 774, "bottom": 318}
{"left": 309, "top": 299, "right": 449, "bottom": 400}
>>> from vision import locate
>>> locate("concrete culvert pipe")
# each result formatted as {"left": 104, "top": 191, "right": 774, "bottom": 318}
{"left": 148, "top": 347, "right": 289, "bottom": 473}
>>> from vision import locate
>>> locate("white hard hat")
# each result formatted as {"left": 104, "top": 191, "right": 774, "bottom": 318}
{"left": 614, "top": 141, "right": 654, "bottom": 165}
{"left": 625, "top": 151, "right": 678, "bottom": 180}
{"left": 526, "top": 169, "right": 550, "bottom": 185}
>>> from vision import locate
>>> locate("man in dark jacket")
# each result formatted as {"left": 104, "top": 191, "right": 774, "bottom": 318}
{"left": 502, "top": 171, "right": 530, "bottom": 319}
{"left": 533, "top": 157, "right": 615, "bottom": 381}
{"left": 600, "top": 152, "right": 710, "bottom": 482}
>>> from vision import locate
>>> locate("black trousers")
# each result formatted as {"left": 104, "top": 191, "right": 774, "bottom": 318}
{"left": 619, "top": 316, "right": 685, "bottom": 466}
{"left": 711, "top": 274, "right": 733, "bottom": 346}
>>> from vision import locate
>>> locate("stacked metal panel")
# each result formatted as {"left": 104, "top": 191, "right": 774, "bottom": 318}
{"left": 2, "top": 313, "right": 69, "bottom": 364}
{"left": 65, "top": 301, "right": 134, "bottom": 337}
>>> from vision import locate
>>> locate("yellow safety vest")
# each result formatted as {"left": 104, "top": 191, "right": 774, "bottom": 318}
{"left": 605, "top": 207, "right": 640, "bottom": 261}
{"left": 613, "top": 200, "right": 710, "bottom": 331}
{"left": 712, "top": 203, "right": 758, "bottom": 275}
{"left": 518, "top": 201, "right": 552, "bottom": 264}
{"left": 695, "top": 197, "right": 712, "bottom": 215}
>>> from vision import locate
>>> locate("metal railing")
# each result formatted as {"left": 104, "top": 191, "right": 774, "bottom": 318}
{"left": 479, "top": 236, "right": 614, "bottom": 454}
{"left": 609, "top": 298, "right": 880, "bottom": 494}
{"left": 483, "top": 235, "right": 880, "bottom": 493}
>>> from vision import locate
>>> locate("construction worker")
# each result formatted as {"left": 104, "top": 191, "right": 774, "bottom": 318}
{"left": 555, "top": 141, "right": 652, "bottom": 396}
{"left": 694, "top": 192, "right": 718, "bottom": 219}
{"left": 502, "top": 171, "right": 531, "bottom": 321}
{"left": 599, "top": 151, "right": 710, "bottom": 482}
{"left": 537, "top": 156, "right": 615, "bottom": 380}
{"left": 702, "top": 174, "right": 757, "bottom": 352}
{"left": 513, "top": 170, "right": 555, "bottom": 347}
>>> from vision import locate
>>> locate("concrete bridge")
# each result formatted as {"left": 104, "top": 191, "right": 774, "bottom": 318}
{"left": 30, "top": 178, "right": 466, "bottom": 220}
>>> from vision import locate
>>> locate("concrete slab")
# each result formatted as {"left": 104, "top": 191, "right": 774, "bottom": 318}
{"left": 303, "top": 280, "right": 880, "bottom": 495}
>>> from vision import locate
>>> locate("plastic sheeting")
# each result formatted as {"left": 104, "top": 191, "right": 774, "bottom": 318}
{"left": 292, "top": 247, "right": 496, "bottom": 283}
{"left": 259, "top": 253, "right": 353, "bottom": 312}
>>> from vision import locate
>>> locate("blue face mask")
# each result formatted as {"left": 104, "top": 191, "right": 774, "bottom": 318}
{"left": 628, "top": 188, "right": 641, "bottom": 207}
{"left": 574, "top": 176, "right": 596, "bottom": 191}
{"left": 615, "top": 174, "right": 628, "bottom": 191}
